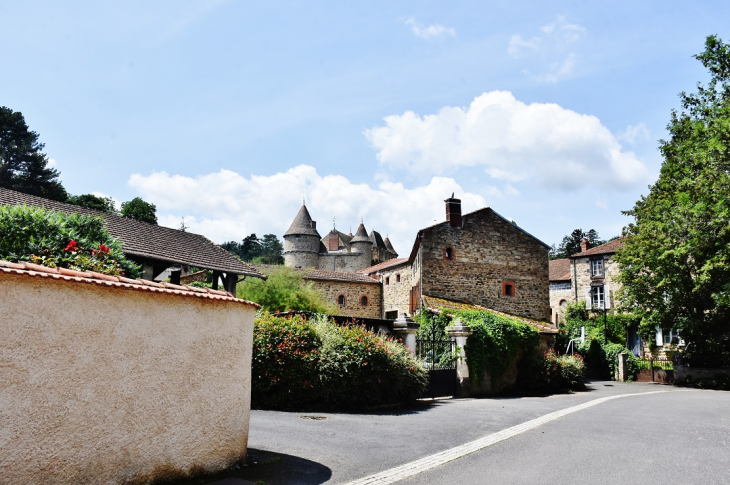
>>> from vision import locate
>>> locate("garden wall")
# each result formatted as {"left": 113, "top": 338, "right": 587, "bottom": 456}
{"left": 0, "top": 263, "right": 258, "bottom": 485}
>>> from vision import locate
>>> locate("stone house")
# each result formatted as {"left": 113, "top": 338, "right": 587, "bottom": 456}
{"left": 549, "top": 258, "right": 573, "bottom": 325}
{"left": 357, "top": 258, "right": 410, "bottom": 320}
{"left": 283, "top": 204, "right": 397, "bottom": 273}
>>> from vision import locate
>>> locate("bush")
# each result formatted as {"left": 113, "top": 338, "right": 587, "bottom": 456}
{"left": 455, "top": 310, "right": 540, "bottom": 384}
{"left": 517, "top": 350, "right": 585, "bottom": 393}
{"left": 237, "top": 266, "right": 334, "bottom": 313}
{"left": 0, "top": 204, "right": 140, "bottom": 278}
{"left": 576, "top": 339, "right": 639, "bottom": 380}
{"left": 251, "top": 311, "right": 427, "bottom": 411}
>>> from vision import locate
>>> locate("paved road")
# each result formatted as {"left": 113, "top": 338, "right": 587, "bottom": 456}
{"left": 193, "top": 382, "right": 729, "bottom": 485}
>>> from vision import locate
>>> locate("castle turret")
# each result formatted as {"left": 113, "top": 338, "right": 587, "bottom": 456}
{"left": 284, "top": 204, "right": 321, "bottom": 268}
{"left": 350, "top": 221, "right": 373, "bottom": 270}
{"left": 383, "top": 237, "right": 398, "bottom": 259}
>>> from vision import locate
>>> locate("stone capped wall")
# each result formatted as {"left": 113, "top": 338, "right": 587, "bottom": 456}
{"left": 420, "top": 209, "right": 550, "bottom": 321}
{"left": 379, "top": 263, "right": 412, "bottom": 318}
{"left": 306, "top": 278, "right": 382, "bottom": 319}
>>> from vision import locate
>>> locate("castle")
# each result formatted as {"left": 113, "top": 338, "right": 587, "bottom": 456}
{"left": 283, "top": 204, "right": 398, "bottom": 272}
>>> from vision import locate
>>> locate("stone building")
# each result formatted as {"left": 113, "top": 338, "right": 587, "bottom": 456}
{"left": 283, "top": 204, "right": 397, "bottom": 273}
{"left": 549, "top": 258, "right": 573, "bottom": 325}
{"left": 359, "top": 196, "right": 552, "bottom": 322}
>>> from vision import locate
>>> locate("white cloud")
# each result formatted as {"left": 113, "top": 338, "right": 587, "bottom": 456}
{"left": 405, "top": 18, "right": 456, "bottom": 40}
{"left": 127, "top": 165, "right": 485, "bottom": 252}
{"left": 364, "top": 91, "right": 650, "bottom": 192}
{"left": 508, "top": 15, "right": 585, "bottom": 83}
{"left": 618, "top": 123, "right": 650, "bottom": 145}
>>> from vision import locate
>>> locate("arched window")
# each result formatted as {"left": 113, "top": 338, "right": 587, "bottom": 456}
{"left": 337, "top": 295, "right": 346, "bottom": 306}
{"left": 360, "top": 296, "right": 368, "bottom": 306}
{"left": 444, "top": 247, "right": 454, "bottom": 260}
{"left": 559, "top": 299, "right": 567, "bottom": 308}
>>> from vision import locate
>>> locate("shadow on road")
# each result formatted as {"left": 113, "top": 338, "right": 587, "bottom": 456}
{"left": 174, "top": 448, "right": 332, "bottom": 485}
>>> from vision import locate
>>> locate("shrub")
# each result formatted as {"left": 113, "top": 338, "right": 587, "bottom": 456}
{"left": 576, "top": 340, "right": 639, "bottom": 380}
{"left": 517, "top": 350, "right": 585, "bottom": 393}
{"left": 251, "top": 311, "right": 427, "bottom": 411}
{"left": 456, "top": 310, "right": 540, "bottom": 384}
{"left": 237, "top": 266, "right": 334, "bottom": 313}
{"left": 0, "top": 204, "right": 140, "bottom": 278}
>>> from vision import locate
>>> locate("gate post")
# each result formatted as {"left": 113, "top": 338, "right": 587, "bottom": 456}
{"left": 447, "top": 318, "right": 472, "bottom": 397}
{"left": 393, "top": 314, "right": 419, "bottom": 355}
{"left": 617, "top": 353, "right": 628, "bottom": 382}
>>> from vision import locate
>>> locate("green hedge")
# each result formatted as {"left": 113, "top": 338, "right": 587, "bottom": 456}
{"left": 454, "top": 310, "right": 540, "bottom": 384}
{"left": 0, "top": 204, "right": 140, "bottom": 278}
{"left": 577, "top": 340, "right": 640, "bottom": 380}
{"left": 251, "top": 312, "right": 427, "bottom": 411}
{"left": 517, "top": 351, "right": 586, "bottom": 393}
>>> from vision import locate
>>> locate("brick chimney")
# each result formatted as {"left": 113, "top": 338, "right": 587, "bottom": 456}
{"left": 581, "top": 238, "right": 590, "bottom": 253}
{"left": 445, "top": 194, "right": 462, "bottom": 228}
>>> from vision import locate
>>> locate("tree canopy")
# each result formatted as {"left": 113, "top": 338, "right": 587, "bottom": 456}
{"left": 0, "top": 106, "right": 67, "bottom": 201}
{"left": 67, "top": 194, "right": 117, "bottom": 213}
{"left": 120, "top": 197, "right": 157, "bottom": 224}
{"left": 616, "top": 35, "right": 730, "bottom": 367}
{"left": 550, "top": 228, "right": 605, "bottom": 260}
{"left": 221, "top": 233, "right": 284, "bottom": 265}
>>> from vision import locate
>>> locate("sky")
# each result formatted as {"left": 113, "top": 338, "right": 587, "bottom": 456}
{"left": 2, "top": 1, "right": 728, "bottom": 255}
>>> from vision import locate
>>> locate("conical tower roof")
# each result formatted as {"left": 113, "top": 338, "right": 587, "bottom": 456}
{"left": 384, "top": 237, "right": 397, "bottom": 255}
{"left": 284, "top": 205, "right": 320, "bottom": 237}
{"left": 350, "top": 222, "right": 371, "bottom": 243}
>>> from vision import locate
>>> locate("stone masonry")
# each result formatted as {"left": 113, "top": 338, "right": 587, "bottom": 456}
{"left": 305, "top": 276, "right": 381, "bottom": 319}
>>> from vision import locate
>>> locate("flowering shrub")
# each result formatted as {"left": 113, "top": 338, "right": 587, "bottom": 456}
{"left": 517, "top": 350, "right": 586, "bottom": 393}
{"left": 0, "top": 204, "right": 140, "bottom": 277}
{"left": 251, "top": 311, "right": 428, "bottom": 411}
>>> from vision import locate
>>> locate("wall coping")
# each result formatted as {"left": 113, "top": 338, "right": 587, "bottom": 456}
{"left": 0, "top": 260, "right": 259, "bottom": 308}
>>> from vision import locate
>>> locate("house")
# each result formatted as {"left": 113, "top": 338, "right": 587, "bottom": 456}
{"left": 0, "top": 188, "right": 265, "bottom": 293}
{"left": 283, "top": 204, "right": 397, "bottom": 273}
{"left": 549, "top": 258, "right": 573, "bottom": 325}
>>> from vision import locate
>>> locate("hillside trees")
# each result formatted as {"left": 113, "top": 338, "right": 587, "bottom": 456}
{"left": 616, "top": 35, "right": 730, "bottom": 367}
{"left": 550, "top": 228, "right": 605, "bottom": 259}
{"left": 221, "top": 233, "right": 284, "bottom": 264}
{"left": 120, "top": 197, "right": 157, "bottom": 224}
{"left": 67, "top": 194, "right": 117, "bottom": 213}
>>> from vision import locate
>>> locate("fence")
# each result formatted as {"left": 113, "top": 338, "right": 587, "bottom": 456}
{"left": 416, "top": 338, "right": 457, "bottom": 397}
{"left": 636, "top": 356, "right": 674, "bottom": 383}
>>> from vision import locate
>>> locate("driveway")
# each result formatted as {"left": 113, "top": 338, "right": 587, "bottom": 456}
{"left": 190, "top": 381, "right": 729, "bottom": 484}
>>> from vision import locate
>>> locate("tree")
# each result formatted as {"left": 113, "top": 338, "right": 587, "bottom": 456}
{"left": 66, "top": 194, "right": 116, "bottom": 213}
{"left": 220, "top": 233, "right": 285, "bottom": 264}
{"left": 237, "top": 266, "right": 333, "bottom": 312}
{"left": 616, "top": 35, "right": 730, "bottom": 367}
{"left": 0, "top": 106, "right": 67, "bottom": 201}
{"left": 551, "top": 228, "right": 605, "bottom": 259}
{"left": 256, "top": 234, "right": 285, "bottom": 265}
{"left": 120, "top": 197, "right": 157, "bottom": 224}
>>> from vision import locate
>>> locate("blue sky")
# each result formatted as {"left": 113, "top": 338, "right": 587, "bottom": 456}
{"left": 2, "top": 1, "right": 727, "bottom": 254}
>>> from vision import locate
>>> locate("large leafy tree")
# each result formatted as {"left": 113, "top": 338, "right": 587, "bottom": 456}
{"left": 550, "top": 228, "right": 605, "bottom": 259}
{"left": 120, "top": 197, "right": 157, "bottom": 224}
{"left": 221, "top": 233, "right": 284, "bottom": 264}
{"left": 616, "top": 35, "right": 730, "bottom": 367}
{"left": 0, "top": 106, "right": 67, "bottom": 201}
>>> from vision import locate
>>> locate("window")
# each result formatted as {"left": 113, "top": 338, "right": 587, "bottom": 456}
{"left": 337, "top": 295, "right": 345, "bottom": 306}
{"left": 385, "top": 277, "right": 390, "bottom": 285}
{"left": 591, "top": 258, "right": 604, "bottom": 277}
{"left": 396, "top": 274, "right": 401, "bottom": 283}
{"left": 360, "top": 296, "right": 368, "bottom": 306}
{"left": 590, "top": 285, "right": 604, "bottom": 308}
{"left": 385, "top": 310, "right": 398, "bottom": 320}
{"left": 560, "top": 299, "right": 568, "bottom": 308}
{"left": 444, "top": 247, "right": 454, "bottom": 260}
{"left": 502, "top": 281, "right": 516, "bottom": 297}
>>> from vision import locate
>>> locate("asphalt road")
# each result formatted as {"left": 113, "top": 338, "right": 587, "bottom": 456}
{"left": 194, "top": 382, "right": 729, "bottom": 485}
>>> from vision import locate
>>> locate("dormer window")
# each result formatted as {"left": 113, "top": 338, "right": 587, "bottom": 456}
{"left": 444, "top": 247, "right": 454, "bottom": 260}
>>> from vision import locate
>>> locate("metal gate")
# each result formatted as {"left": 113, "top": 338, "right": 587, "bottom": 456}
{"left": 416, "top": 337, "right": 457, "bottom": 398}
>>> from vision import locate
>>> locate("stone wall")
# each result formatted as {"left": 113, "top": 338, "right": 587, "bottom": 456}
{"left": 419, "top": 209, "right": 550, "bottom": 321}
{"left": 317, "top": 252, "right": 368, "bottom": 273}
{"left": 0, "top": 270, "right": 257, "bottom": 485}
{"left": 572, "top": 253, "right": 621, "bottom": 307}
{"left": 549, "top": 281, "right": 573, "bottom": 325}
{"left": 379, "top": 263, "right": 412, "bottom": 318}
{"left": 306, "top": 277, "right": 382, "bottom": 319}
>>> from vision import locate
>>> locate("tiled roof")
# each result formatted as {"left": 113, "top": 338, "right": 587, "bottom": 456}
{"left": 549, "top": 258, "right": 571, "bottom": 281}
{"left": 301, "top": 269, "right": 380, "bottom": 284}
{"left": 0, "top": 260, "right": 259, "bottom": 307}
{"left": 284, "top": 205, "right": 320, "bottom": 237}
{"left": 570, "top": 238, "right": 625, "bottom": 258}
{"left": 422, "top": 295, "right": 558, "bottom": 334}
{"left": 350, "top": 222, "right": 371, "bottom": 243}
{"left": 357, "top": 258, "right": 409, "bottom": 274}
{"left": 0, "top": 188, "right": 264, "bottom": 278}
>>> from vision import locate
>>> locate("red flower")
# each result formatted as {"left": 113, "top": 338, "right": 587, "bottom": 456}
{"left": 92, "top": 250, "right": 96, "bottom": 256}
{"left": 63, "top": 240, "right": 78, "bottom": 252}
{"left": 98, "top": 244, "right": 110, "bottom": 254}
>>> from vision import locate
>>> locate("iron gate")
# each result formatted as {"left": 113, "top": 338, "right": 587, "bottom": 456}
{"left": 416, "top": 337, "right": 457, "bottom": 398}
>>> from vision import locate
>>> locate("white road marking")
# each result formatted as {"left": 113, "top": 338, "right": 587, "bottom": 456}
{"left": 344, "top": 390, "right": 676, "bottom": 485}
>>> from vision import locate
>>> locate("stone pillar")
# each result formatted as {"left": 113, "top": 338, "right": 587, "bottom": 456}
{"left": 618, "top": 353, "right": 629, "bottom": 382}
{"left": 392, "top": 314, "right": 419, "bottom": 355}
{"left": 447, "top": 318, "right": 472, "bottom": 397}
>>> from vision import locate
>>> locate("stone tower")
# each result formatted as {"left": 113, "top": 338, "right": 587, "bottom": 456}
{"left": 283, "top": 204, "right": 321, "bottom": 268}
{"left": 350, "top": 222, "right": 373, "bottom": 269}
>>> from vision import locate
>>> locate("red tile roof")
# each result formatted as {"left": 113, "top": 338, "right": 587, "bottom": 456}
{"left": 0, "top": 188, "right": 264, "bottom": 278}
{"left": 250, "top": 264, "right": 381, "bottom": 284}
{"left": 570, "top": 238, "right": 625, "bottom": 258}
{"left": 0, "top": 260, "right": 259, "bottom": 307}
{"left": 357, "top": 258, "right": 409, "bottom": 274}
{"left": 549, "top": 258, "right": 572, "bottom": 281}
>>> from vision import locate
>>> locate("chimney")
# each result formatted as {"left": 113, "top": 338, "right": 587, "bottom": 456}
{"left": 445, "top": 194, "right": 462, "bottom": 228}
{"left": 328, "top": 232, "right": 339, "bottom": 251}
{"left": 581, "top": 238, "right": 590, "bottom": 253}
{"left": 311, "top": 220, "right": 316, "bottom": 230}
